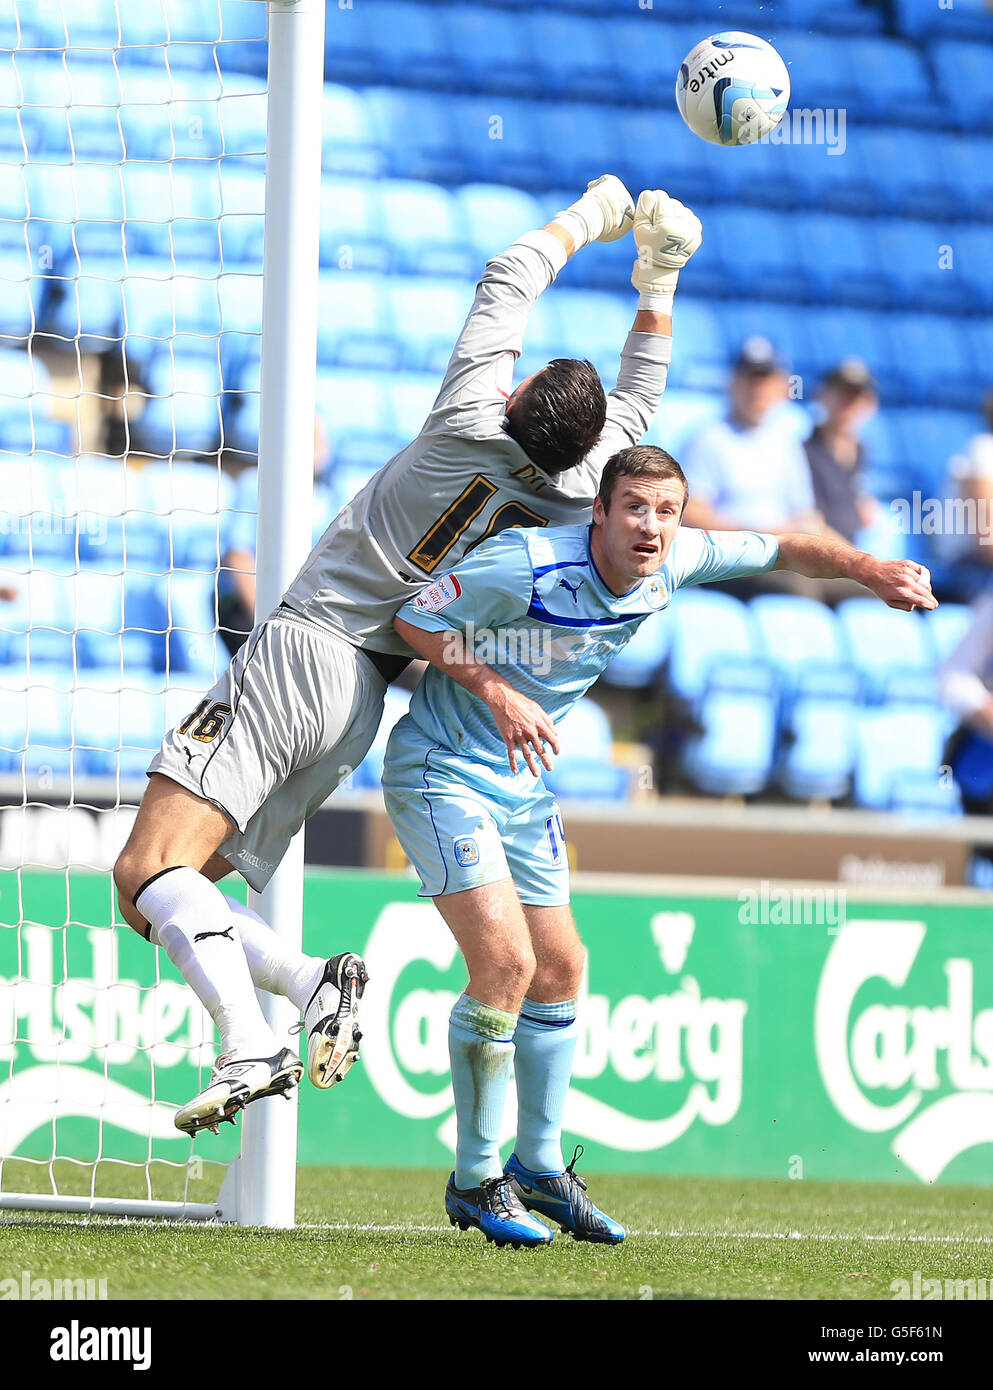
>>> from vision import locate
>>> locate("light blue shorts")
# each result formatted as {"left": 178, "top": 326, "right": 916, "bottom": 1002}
{"left": 382, "top": 715, "right": 570, "bottom": 906}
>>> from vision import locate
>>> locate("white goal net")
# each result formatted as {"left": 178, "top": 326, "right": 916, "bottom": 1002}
{"left": 0, "top": 0, "right": 276, "bottom": 1219}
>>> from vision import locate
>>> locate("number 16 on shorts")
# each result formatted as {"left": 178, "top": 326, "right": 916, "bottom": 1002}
{"left": 545, "top": 812, "right": 566, "bottom": 864}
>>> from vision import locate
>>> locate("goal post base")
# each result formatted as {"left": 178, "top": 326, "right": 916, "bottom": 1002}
{"left": 0, "top": 1193, "right": 225, "bottom": 1222}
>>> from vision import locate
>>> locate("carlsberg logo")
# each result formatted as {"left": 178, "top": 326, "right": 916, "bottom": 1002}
{"left": 815, "top": 920, "right": 993, "bottom": 1182}
{"left": 359, "top": 903, "right": 746, "bottom": 1154}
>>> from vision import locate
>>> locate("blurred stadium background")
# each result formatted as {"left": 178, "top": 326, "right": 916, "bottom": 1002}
{"left": 3, "top": 0, "right": 993, "bottom": 1247}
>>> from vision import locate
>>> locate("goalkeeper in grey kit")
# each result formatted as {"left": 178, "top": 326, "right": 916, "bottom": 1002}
{"left": 112, "top": 177, "right": 704, "bottom": 1135}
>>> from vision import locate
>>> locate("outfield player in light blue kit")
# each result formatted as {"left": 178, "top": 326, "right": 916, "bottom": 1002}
{"left": 385, "top": 446, "right": 938, "bottom": 1248}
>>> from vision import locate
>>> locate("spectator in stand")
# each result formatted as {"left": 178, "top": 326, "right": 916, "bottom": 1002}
{"left": 803, "top": 358, "right": 880, "bottom": 545}
{"left": 219, "top": 418, "right": 344, "bottom": 656}
{"left": 938, "top": 387, "right": 993, "bottom": 604}
{"left": 681, "top": 336, "right": 826, "bottom": 597}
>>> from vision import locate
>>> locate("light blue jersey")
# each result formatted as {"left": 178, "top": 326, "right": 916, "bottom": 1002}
{"left": 396, "top": 521, "right": 779, "bottom": 767}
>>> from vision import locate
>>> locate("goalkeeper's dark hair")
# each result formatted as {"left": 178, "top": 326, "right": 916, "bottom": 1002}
{"left": 597, "top": 445, "right": 687, "bottom": 512}
{"left": 506, "top": 358, "right": 606, "bottom": 476}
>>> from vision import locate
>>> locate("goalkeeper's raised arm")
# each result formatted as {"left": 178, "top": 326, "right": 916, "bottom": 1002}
{"left": 428, "top": 175, "right": 635, "bottom": 437}
{"left": 594, "top": 190, "right": 703, "bottom": 464}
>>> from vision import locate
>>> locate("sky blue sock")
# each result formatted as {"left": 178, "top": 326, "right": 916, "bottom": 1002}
{"left": 513, "top": 997, "right": 578, "bottom": 1175}
{"left": 449, "top": 993, "right": 517, "bottom": 1190}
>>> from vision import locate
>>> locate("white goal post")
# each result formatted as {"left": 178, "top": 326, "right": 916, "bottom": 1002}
{"left": 0, "top": 0, "right": 324, "bottom": 1226}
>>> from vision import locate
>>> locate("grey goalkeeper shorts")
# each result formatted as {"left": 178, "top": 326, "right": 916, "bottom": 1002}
{"left": 147, "top": 612, "right": 388, "bottom": 890}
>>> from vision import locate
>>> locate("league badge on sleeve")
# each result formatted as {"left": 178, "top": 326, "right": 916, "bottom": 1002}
{"left": 414, "top": 573, "right": 463, "bottom": 613}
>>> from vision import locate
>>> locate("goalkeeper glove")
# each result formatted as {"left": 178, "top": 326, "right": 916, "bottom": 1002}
{"left": 630, "top": 190, "right": 703, "bottom": 312}
{"left": 554, "top": 175, "right": 635, "bottom": 251}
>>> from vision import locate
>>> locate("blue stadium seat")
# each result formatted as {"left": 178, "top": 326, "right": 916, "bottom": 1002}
{"left": 213, "top": 0, "right": 269, "bottom": 80}
{"left": 451, "top": 95, "right": 548, "bottom": 190}
{"left": 121, "top": 258, "right": 224, "bottom": 366}
{"left": 932, "top": 40, "right": 993, "bottom": 129}
{"left": 379, "top": 181, "right": 475, "bottom": 279}
{"left": 116, "top": 0, "right": 221, "bottom": 67}
{"left": 317, "top": 372, "right": 399, "bottom": 473}
{"left": 324, "top": 1, "right": 386, "bottom": 86}
{"left": 217, "top": 164, "right": 265, "bottom": 267}
{"left": 873, "top": 220, "right": 971, "bottom": 315}
{"left": 924, "top": 603, "right": 974, "bottom": 668}
{"left": 945, "top": 135, "right": 993, "bottom": 220}
{"left": 890, "top": 771, "right": 963, "bottom": 818}
{"left": 664, "top": 301, "right": 728, "bottom": 394}
{"left": 322, "top": 86, "right": 387, "bottom": 180}
{"left": 137, "top": 462, "right": 232, "bottom": 571}
{"left": 665, "top": 589, "right": 759, "bottom": 703}
{"left": 365, "top": 88, "right": 469, "bottom": 185}
{"left": 791, "top": 212, "right": 891, "bottom": 308}
{"left": 681, "top": 660, "right": 777, "bottom": 796}
{"left": 782, "top": 0, "right": 882, "bottom": 30}
{"left": 884, "top": 313, "right": 978, "bottom": 409}
{"left": 896, "top": 0, "right": 993, "bottom": 38}
{"left": 388, "top": 374, "right": 441, "bottom": 443}
{"left": 23, "top": 162, "right": 125, "bottom": 266}
{"left": 889, "top": 408, "right": 979, "bottom": 499}
{"left": 316, "top": 274, "right": 399, "bottom": 371}
{"left": 836, "top": 598, "right": 931, "bottom": 703}
{"left": 765, "top": 30, "right": 860, "bottom": 113}
{"left": 857, "top": 410, "right": 905, "bottom": 504}
{"left": 28, "top": 0, "right": 122, "bottom": 50}
{"left": 944, "top": 224, "right": 993, "bottom": 314}
{"left": 854, "top": 705, "right": 948, "bottom": 810}
{"left": 603, "top": 19, "right": 698, "bottom": 107}
{"left": 456, "top": 184, "right": 545, "bottom": 266}
{"left": 163, "top": 571, "right": 224, "bottom": 679}
{"left": 770, "top": 122, "right": 874, "bottom": 217}
{"left": 720, "top": 301, "right": 813, "bottom": 382}
{"left": 711, "top": 208, "right": 806, "bottom": 302}
{"left": 856, "top": 128, "right": 959, "bottom": 219}
{"left": 132, "top": 353, "right": 224, "bottom": 457}
{"left": 319, "top": 179, "right": 391, "bottom": 275}
{"left": 72, "top": 680, "right": 167, "bottom": 779}
{"left": 749, "top": 595, "right": 850, "bottom": 698}
{"left": 608, "top": 109, "right": 724, "bottom": 209}
{"left": 350, "top": 2, "right": 452, "bottom": 90}
{"left": 644, "top": 391, "right": 722, "bottom": 457}
{"left": 602, "top": 611, "right": 671, "bottom": 690}
{"left": 778, "top": 693, "right": 859, "bottom": 801}
{"left": 847, "top": 36, "right": 940, "bottom": 123}
{"left": 443, "top": 7, "right": 537, "bottom": 97}
{"left": 801, "top": 308, "right": 893, "bottom": 398}
{"left": 525, "top": 13, "right": 619, "bottom": 103}
{"left": 536, "top": 103, "right": 629, "bottom": 192}
{"left": 73, "top": 570, "right": 168, "bottom": 670}
{"left": 0, "top": 568, "right": 77, "bottom": 667}
{"left": 550, "top": 289, "right": 637, "bottom": 386}
{"left": 0, "top": 251, "right": 41, "bottom": 342}
{"left": 391, "top": 279, "right": 474, "bottom": 375}
{"left": 118, "top": 163, "right": 223, "bottom": 266}
{"left": 544, "top": 697, "right": 629, "bottom": 802}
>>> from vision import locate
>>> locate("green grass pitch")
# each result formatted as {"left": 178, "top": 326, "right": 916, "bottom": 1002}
{"left": 3, "top": 1163, "right": 992, "bottom": 1300}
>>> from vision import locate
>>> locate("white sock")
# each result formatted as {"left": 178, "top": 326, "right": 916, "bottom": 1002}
{"left": 136, "top": 866, "right": 279, "bottom": 1059}
{"left": 222, "top": 894, "right": 325, "bottom": 1014}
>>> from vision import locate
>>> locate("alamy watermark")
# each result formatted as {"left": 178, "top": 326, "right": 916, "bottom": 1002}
{"left": 892, "top": 1271, "right": 993, "bottom": 1300}
{"left": 890, "top": 493, "right": 993, "bottom": 545}
{"left": 737, "top": 880, "right": 847, "bottom": 932}
{"left": 754, "top": 108, "right": 847, "bottom": 156}
{"left": 442, "top": 620, "right": 553, "bottom": 678}
{"left": 0, "top": 1270, "right": 108, "bottom": 1300}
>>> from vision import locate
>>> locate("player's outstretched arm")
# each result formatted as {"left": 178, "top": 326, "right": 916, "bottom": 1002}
{"left": 547, "top": 175, "right": 635, "bottom": 257}
{"left": 774, "top": 534, "right": 938, "bottom": 611}
{"left": 393, "top": 617, "right": 559, "bottom": 776}
{"left": 593, "top": 191, "right": 703, "bottom": 461}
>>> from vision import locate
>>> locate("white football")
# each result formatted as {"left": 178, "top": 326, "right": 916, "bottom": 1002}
{"left": 676, "top": 31, "right": 790, "bottom": 147}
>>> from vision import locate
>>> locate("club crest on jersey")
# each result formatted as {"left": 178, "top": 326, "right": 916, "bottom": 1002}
{"left": 414, "top": 573, "right": 462, "bottom": 613}
{"left": 644, "top": 574, "right": 668, "bottom": 609}
{"left": 453, "top": 836, "right": 480, "bottom": 867}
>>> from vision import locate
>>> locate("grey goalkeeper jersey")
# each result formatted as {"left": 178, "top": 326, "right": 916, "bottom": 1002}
{"left": 281, "top": 229, "right": 673, "bottom": 657}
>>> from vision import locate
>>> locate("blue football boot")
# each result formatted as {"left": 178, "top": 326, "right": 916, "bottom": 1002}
{"left": 505, "top": 1146, "right": 626, "bottom": 1244}
{"left": 445, "top": 1173, "right": 554, "bottom": 1249}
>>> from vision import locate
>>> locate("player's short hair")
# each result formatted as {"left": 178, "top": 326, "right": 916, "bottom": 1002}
{"left": 597, "top": 445, "right": 687, "bottom": 512}
{"left": 505, "top": 358, "right": 606, "bottom": 476}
